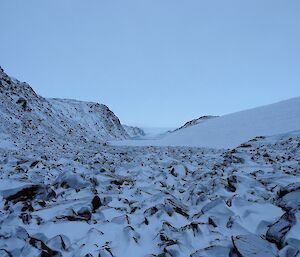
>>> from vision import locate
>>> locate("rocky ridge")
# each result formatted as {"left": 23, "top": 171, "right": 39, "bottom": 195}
{"left": 0, "top": 66, "right": 131, "bottom": 149}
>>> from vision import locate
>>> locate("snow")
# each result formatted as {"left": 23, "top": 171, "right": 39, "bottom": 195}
{"left": 0, "top": 66, "right": 131, "bottom": 149}
{"left": 141, "top": 127, "right": 173, "bottom": 138}
{"left": 122, "top": 124, "right": 146, "bottom": 138}
{"left": 112, "top": 97, "right": 300, "bottom": 149}
{"left": 1, "top": 66, "right": 300, "bottom": 256}
{"left": 1, "top": 131, "right": 300, "bottom": 256}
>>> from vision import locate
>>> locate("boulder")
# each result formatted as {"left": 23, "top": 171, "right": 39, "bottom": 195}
{"left": 232, "top": 234, "right": 278, "bottom": 257}
{"left": 191, "top": 245, "right": 231, "bottom": 257}
{"left": 266, "top": 212, "right": 296, "bottom": 248}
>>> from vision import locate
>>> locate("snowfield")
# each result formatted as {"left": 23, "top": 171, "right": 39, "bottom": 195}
{"left": 112, "top": 97, "right": 300, "bottom": 149}
{"left": 1, "top": 67, "right": 300, "bottom": 257}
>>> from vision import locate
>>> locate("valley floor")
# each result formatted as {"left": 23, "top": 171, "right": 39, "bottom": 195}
{"left": 0, "top": 132, "right": 300, "bottom": 257}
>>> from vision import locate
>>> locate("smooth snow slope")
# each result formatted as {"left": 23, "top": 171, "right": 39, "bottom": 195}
{"left": 113, "top": 97, "right": 300, "bottom": 149}
{"left": 161, "top": 97, "right": 300, "bottom": 148}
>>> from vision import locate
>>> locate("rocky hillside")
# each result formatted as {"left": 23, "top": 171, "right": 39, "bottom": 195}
{"left": 0, "top": 66, "right": 130, "bottom": 148}
{"left": 173, "top": 115, "right": 218, "bottom": 132}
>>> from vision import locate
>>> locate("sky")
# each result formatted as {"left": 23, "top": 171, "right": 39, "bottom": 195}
{"left": 1, "top": 0, "right": 300, "bottom": 128}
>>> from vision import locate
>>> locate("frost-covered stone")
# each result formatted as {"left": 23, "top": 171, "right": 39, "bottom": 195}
{"left": 191, "top": 245, "right": 231, "bottom": 257}
{"left": 266, "top": 212, "right": 296, "bottom": 248}
{"left": 232, "top": 234, "right": 278, "bottom": 257}
{"left": 277, "top": 191, "right": 300, "bottom": 211}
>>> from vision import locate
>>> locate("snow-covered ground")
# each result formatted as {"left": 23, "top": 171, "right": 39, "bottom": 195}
{"left": 1, "top": 67, "right": 300, "bottom": 256}
{"left": 1, "top": 131, "right": 300, "bottom": 256}
{"left": 112, "top": 97, "right": 300, "bottom": 149}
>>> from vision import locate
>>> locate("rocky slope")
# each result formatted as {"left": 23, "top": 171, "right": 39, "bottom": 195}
{"left": 173, "top": 115, "right": 218, "bottom": 132}
{"left": 0, "top": 66, "right": 130, "bottom": 149}
{"left": 1, "top": 67, "right": 300, "bottom": 257}
{"left": 0, "top": 129, "right": 300, "bottom": 256}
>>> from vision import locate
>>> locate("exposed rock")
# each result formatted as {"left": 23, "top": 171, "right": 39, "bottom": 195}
{"left": 4, "top": 185, "right": 53, "bottom": 204}
{"left": 226, "top": 175, "right": 237, "bottom": 192}
{"left": 29, "top": 237, "right": 61, "bottom": 257}
{"left": 232, "top": 234, "right": 278, "bottom": 257}
{"left": 77, "top": 207, "right": 92, "bottom": 220}
{"left": 277, "top": 190, "right": 300, "bottom": 211}
{"left": 278, "top": 183, "right": 300, "bottom": 199}
{"left": 173, "top": 115, "right": 218, "bottom": 132}
{"left": 266, "top": 212, "right": 296, "bottom": 248}
{"left": 91, "top": 195, "right": 102, "bottom": 212}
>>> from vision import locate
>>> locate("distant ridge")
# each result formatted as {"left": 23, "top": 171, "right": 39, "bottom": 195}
{"left": 173, "top": 115, "right": 218, "bottom": 132}
{"left": 112, "top": 97, "right": 300, "bottom": 149}
{"left": 156, "top": 97, "right": 300, "bottom": 148}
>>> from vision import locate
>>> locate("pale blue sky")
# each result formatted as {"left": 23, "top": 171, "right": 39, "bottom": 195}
{"left": 1, "top": 0, "right": 300, "bottom": 127}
